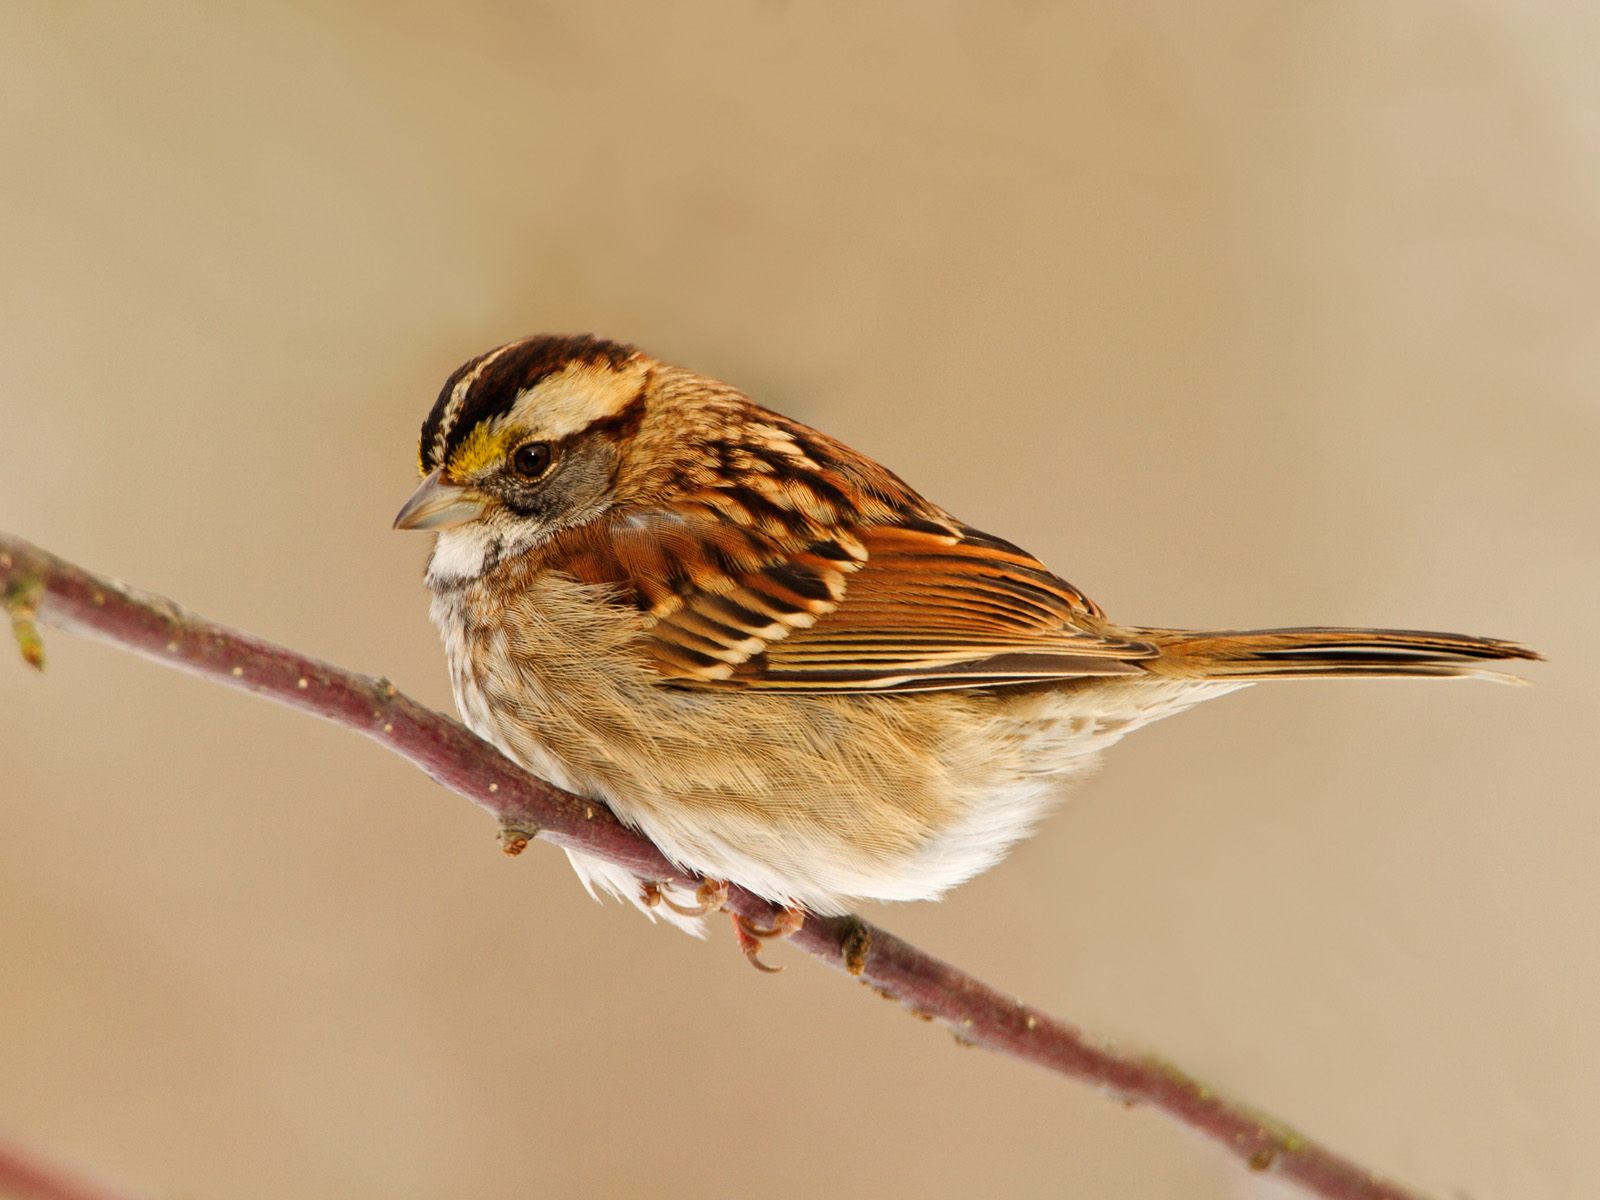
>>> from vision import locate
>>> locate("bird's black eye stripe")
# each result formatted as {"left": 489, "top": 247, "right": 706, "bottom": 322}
{"left": 511, "top": 441, "right": 554, "bottom": 479}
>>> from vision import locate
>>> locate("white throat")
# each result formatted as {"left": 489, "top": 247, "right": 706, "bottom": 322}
{"left": 426, "top": 525, "right": 498, "bottom": 587}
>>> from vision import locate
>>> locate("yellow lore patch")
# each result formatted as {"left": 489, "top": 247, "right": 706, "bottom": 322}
{"left": 437, "top": 360, "right": 646, "bottom": 480}
{"left": 448, "top": 420, "right": 516, "bottom": 479}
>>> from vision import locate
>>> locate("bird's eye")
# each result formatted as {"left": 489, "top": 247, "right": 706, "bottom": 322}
{"left": 510, "top": 441, "right": 554, "bottom": 479}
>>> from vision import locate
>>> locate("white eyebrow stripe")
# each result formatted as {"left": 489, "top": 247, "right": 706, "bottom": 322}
{"left": 504, "top": 361, "right": 645, "bottom": 441}
{"left": 431, "top": 339, "right": 525, "bottom": 468}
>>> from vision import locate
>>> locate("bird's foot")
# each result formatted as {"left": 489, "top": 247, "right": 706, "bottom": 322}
{"left": 638, "top": 881, "right": 802, "bottom": 972}
{"left": 639, "top": 878, "right": 730, "bottom": 918}
{"left": 731, "top": 906, "right": 805, "bottom": 973}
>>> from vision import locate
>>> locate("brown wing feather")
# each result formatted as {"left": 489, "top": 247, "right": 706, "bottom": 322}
{"left": 536, "top": 400, "right": 1154, "bottom": 692}
{"left": 723, "top": 522, "right": 1155, "bottom": 691}
{"left": 538, "top": 502, "right": 857, "bottom": 682}
{"left": 542, "top": 495, "right": 1154, "bottom": 693}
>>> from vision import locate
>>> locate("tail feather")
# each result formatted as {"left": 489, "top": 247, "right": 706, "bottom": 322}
{"left": 1141, "top": 626, "right": 1542, "bottom": 684}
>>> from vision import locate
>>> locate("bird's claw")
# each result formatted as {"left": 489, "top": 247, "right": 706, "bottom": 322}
{"left": 665, "top": 879, "right": 730, "bottom": 918}
{"left": 639, "top": 878, "right": 730, "bottom": 918}
{"left": 639, "top": 881, "right": 803, "bottom": 972}
{"left": 731, "top": 906, "right": 805, "bottom": 973}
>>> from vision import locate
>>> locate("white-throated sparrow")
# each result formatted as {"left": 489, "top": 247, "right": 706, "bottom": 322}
{"left": 395, "top": 334, "right": 1537, "bottom": 966}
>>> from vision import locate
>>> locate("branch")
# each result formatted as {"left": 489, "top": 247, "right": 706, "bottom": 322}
{"left": 1, "top": 533, "right": 1430, "bottom": 1200}
{"left": 0, "top": 1131, "right": 153, "bottom": 1200}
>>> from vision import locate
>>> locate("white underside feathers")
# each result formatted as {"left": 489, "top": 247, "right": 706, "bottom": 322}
{"left": 431, "top": 568, "right": 1249, "bottom": 935}
{"left": 564, "top": 848, "right": 709, "bottom": 936}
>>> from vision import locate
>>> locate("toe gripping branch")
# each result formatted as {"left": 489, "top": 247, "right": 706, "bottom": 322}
{"left": 730, "top": 905, "right": 805, "bottom": 973}
{"left": 641, "top": 879, "right": 805, "bottom": 972}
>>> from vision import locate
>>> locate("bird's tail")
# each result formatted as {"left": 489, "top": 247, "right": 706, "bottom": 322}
{"left": 1137, "top": 625, "right": 1541, "bottom": 684}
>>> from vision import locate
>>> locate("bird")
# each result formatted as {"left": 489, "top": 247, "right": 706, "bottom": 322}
{"left": 394, "top": 333, "right": 1538, "bottom": 968}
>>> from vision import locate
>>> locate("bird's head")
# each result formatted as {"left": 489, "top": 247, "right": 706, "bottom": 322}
{"left": 394, "top": 334, "right": 671, "bottom": 583}
{"left": 397, "top": 332, "right": 925, "bottom": 588}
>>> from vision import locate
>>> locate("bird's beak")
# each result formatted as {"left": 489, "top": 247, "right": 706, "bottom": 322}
{"left": 392, "top": 469, "right": 486, "bottom": 531}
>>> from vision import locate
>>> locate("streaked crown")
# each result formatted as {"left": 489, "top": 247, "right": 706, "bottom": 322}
{"left": 418, "top": 334, "right": 640, "bottom": 475}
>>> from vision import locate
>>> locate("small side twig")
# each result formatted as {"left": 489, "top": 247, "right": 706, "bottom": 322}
{"left": 4, "top": 571, "right": 45, "bottom": 669}
{"left": 0, "top": 533, "right": 1433, "bottom": 1200}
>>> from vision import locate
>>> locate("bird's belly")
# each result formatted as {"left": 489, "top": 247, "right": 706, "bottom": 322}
{"left": 456, "top": 664, "right": 985, "bottom": 910}
{"left": 433, "top": 581, "right": 1238, "bottom": 913}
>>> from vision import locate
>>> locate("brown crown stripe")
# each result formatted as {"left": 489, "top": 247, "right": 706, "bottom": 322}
{"left": 419, "top": 334, "right": 637, "bottom": 472}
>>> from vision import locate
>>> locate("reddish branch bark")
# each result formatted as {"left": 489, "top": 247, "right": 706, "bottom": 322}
{"left": 0, "top": 1133, "right": 153, "bottom": 1200}
{"left": 1, "top": 532, "right": 1432, "bottom": 1200}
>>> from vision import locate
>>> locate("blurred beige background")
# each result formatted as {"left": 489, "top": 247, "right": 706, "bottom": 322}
{"left": 1, "top": 4, "right": 1596, "bottom": 1199}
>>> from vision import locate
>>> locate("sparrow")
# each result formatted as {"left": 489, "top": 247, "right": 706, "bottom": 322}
{"left": 394, "top": 333, "right": 1537, "bottom": 968}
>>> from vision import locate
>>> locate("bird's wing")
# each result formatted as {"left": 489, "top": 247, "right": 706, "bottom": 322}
{"left": 546, "top": 503, "right": 1156, "bottom": 694}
